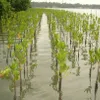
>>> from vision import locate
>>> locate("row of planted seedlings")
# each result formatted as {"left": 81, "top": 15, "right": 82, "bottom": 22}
{"left": 46, "top": 10, "right": 69, "bottom": 100}
{"left": 51, "top": 9, "right": 100, "bottom": 100}
{"left": 0, "top": 8, "right": 43, "bottom": 100}
{"left": 44, "top": 9, "right": 100, "bottom": 100}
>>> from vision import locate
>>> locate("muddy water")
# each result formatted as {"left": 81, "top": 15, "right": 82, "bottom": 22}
{"left": 0, "top": 13, "right": 100, "bottom": 100}
{"left": 23, "top": 14, "right": 100, "bottom": 100}
{"left": 52, "top": 8, "right": 100, "bottom": 16}
{"left": 23, "top": 14, "right": 58, "bottom": 100}
{"left": 0, "top": 44, "right": 13, "bottom": 100}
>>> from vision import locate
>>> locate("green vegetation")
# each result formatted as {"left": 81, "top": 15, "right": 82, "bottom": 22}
{"left": 45, "top": 9, "right": 100, "bottom": 100}
{"left": 0, "top": 0, "right": 11, "bottom": 33}
{"left": 8, "top": 0, "right": 31, "bottom": 11}
{"left": 0, "top": 0, "right": 31, "bottom": 34}
{"left": 0, "top": 8, "right": 43, "bottom": 100}
{"left": 0, "top": 7, "right": 100, "bottom": 100}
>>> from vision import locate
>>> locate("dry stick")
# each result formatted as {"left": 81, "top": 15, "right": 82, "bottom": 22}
{"left": 59, "top": 72, "right": 62, "bottom": 100}
{"left": 26, "top": 48, "right": 28, "bottom": 78}
{"left": 30, "top": 29, "right": 34, "bottom": 60}
{"left": 29, "top": 30, "right": 37, "bottom": 76}
{"left": 23, "top": 63, "right": 26, "bottom": 79}
{"left": 89, "top": 63, "right": 92, "bottom": 91}
{"left": 34, "top": 30, "right": 36, "bottom": 49}
{"left": 26, "top": 29, "right": 29, "bottom": 78}
{"left": 6, "top": 48, "right": 9, "bottom": 65}
{"left": 3, "top": 34, "right": 5, "bottom": 58}
{"left": 10, "top": 47, "right": 12, "bottom": 58}
{"left": 13, "top": 42, "right": 17, "bottom": 100}
{"left": 13, "top": 80, "right": 17, "bottom": 100}
{"left": 30, "top": 28, "right": 37, "bottom": 76}
{"left": 59, "top": 22, "right": 63, "bottom": 100}
{"left": 94, "top": 62, "right": 100, "bottom": 100}
{"left": 78, "top": 45, "right": 80, "bottom": 61}
{"left": 70, "top": 32, "right": 72, "bottom": 49}
{"left": 76, "top": 45, "right": 80, "bottom": 76}
{"left": 72, "top": 42, "right": 76, "bottom": 68}
{"left": 29, "top": 42, "right": 33, "bottom": 76}
{"left": 19, "top": 64, "right": 22, "bottom": 99}
{"left": 89, "top": 40, "right": 92, "bottom": 92}
{"left": 30, "top": 43, "right": 33, "bottom": 59}
{"left": 55, "top": 48, "right": 58, "bottom": 70}
{"left": 85, "top": 32, "right": 87, "bottom": 47}
{"left": 23, "top": 32, "right": 26, "bottom": 79}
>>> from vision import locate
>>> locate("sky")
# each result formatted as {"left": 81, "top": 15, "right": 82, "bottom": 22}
{"left": 31, "top": 0, "right": 100, "bottom": 4}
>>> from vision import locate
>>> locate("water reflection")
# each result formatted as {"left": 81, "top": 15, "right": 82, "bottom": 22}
{"left": 50, "top": 63, "right": 59, "bottom": 92}
{"left": 0, "top": 40, "right": 13, "bottom": 100}
{"left": 0, "top": 29, "right": 38, "bottom": 100}
{"left": 19, "top": 32, "right": 38, "bottom": 100}
{"left": 50, "top": 57, "right": 63, "bottom": 100}
{"left": 29, "top": 35, "right": 37, "bottom": 79}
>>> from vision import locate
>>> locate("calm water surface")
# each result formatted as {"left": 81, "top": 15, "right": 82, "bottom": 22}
{"left": 0, "top": 8, "right": 100, "bottom": 100}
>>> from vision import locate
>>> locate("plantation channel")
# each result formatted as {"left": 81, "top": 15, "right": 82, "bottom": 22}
{"left": 0, "top": 8, "right": 100, "bottom": 100}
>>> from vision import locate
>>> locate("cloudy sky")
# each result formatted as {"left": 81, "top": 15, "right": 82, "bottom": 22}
{"left": 31, "top": 0, "right": 100, "bottom": 4}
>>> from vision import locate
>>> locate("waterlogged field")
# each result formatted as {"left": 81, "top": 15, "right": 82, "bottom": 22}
{"left": 53, "top": 8, "right": 100, "bottom": 16}
{"left": 0, "top": 8, "right": 100, "bottom": 100}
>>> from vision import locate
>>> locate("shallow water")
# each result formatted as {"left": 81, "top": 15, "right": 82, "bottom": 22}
{"left": 23, "top": 14, "right": 58, "bottom": 100}
{"left": 23, "top": 14, "right": 100, "bottom": 100}
{"left": 0, "top": 44, "right": 13, "bottom": 100}
{"left": 52, "top": 8, "right": 100, "bottom": 16}
{"left": 0, "top": 9, "right": 100, "bottom": 100}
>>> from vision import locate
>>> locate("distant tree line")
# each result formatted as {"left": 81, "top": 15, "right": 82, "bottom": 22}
{"left": 0, "top": 0, "right": 31, "bottom": 19}
{"left": 31, "top": 2, "right": 100, "bottom": 9}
